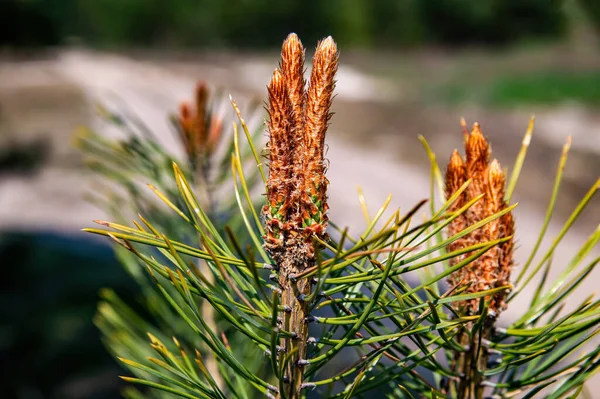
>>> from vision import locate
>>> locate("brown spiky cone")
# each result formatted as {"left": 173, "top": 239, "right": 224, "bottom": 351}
{"left": 280, "top": 33, "right": 306, "bottom": 196}
{"left": 445, "top": 123, "right": 515, "bottom": 317}
{"left": 302, "top": 37, "right": 337, "bottom": 239}
{"left": 194, "top": 82, "right": 209, "bottom": 154}
{"left": 264, "top": 68, "right": 293, "bottom": 264}
{"left": 444, "top": 123, "right": 515, "bottom": 399}
{"left": 176, "top": 82, "right": 224, "bottom": 168}
{"left": 263, "top": 33, "right": 338, "bottom": 398}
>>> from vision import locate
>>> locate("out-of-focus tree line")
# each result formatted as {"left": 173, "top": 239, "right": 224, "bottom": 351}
{"left": 1, "top": 0, "right": 596, "bottom": 48}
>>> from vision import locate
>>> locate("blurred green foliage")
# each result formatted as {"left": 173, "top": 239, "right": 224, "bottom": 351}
{"left": 579, "top": 0, "right": 600, "bottom": 37}
{"left": 0, "top": 0, "right": 576, "bottom": 48}
{"left": 417, "top": 0, "right": 566, "bottom": 45}
{"left": 434, "top": 70, "right": 600, "bottom": 107}
{"left": 488, "top": 70, "right": 600, "bottom": 106}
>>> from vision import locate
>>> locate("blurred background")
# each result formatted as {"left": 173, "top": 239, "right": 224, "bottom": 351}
{"left": 1, "top": 1, "right": 599, "bottom": 398}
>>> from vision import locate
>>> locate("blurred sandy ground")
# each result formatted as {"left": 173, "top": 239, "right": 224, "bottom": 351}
{"left": 1, "top": 47, "right": 598, "bottom": 393}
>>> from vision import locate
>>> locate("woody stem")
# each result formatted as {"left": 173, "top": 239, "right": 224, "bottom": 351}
{"left": 278, "top": 257, "right": 312, "bottom": 398}
{"left": 450, "top": 325, "right": 490, "bottom": 399}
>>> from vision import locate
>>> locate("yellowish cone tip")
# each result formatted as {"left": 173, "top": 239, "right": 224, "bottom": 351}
{"left": 460, "top": 117, "right": 469, "bottom": 137}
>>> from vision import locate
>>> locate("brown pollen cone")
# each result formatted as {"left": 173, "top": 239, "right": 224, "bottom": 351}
{"left": 194, "top": 82, "right": 209, "bottom": 152}
{"left": 280, "top": 33, "right": 307, "bottom": 228}
{"left": 302, "top": 36, "right": 338, "bottom": 240}
{"left": 485, "top": 160, "right": 514, "bottom": 312}
{"left": 175, "top": 81, "right": 223, "bottom": 164}
{"left": 280, "top": 33, "right": 306, "bottom": 146}
{"left": 206, "top": 115, "right": 223, "bottom": 154}
{"left": 263, "top": 69, "right": 293, "bottom": 264}
{"left": 446, "top": 149, "right": 467, "bottom": 212}
{"left": 178, "top": 102, "right": 195, "bottom": 158}
{"left": 445, "top": 149, "right": 468, "bottom": 272}
{"left": 445, "top": 123, "right": 515, "bottom": 317}
{"left": 464, "top": 123, "right": 490, "bottom": 223}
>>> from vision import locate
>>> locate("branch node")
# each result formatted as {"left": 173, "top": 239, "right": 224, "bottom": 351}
{"left": 300, "top": 382, "right": 316, "bottom": 390}
{"left": 297, "top": 294, "right": 308, "bottom": 302}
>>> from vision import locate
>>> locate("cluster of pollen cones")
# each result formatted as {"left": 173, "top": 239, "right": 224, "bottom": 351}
{"left": 263, "top": 33, "right": 339, "bottom": 269}
{"left": 445, "top": 122, "right": 515, "bottom": 317}
{"left": 176, "top": 82, "right": 223, "bottom": 162}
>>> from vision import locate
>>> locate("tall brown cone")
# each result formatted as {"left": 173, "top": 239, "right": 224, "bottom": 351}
{"left": 445, "top": 123, "right": 515, "bottom": 317}
{"left": 262, "top": 34, "right": 338, "bottom": 399}
{"left": 175, "top": 81, "right": 223, "bottom": 165}
{"left": 444, "top": 122, "right": 516, "bottom": 399}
